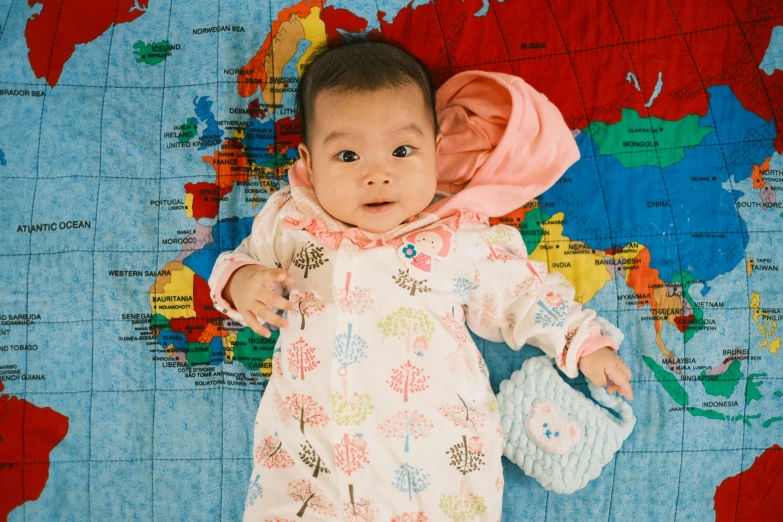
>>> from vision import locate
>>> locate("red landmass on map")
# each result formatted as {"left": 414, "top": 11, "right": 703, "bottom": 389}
{"left": 378, "top": 2, "right": 449, "bottom": 75}
{"left": 235, "top": 0, "right": 782, "bottom": 149}
{"left": 184, "top": 182, "right": 221, "bottom": 221}
{"left": 0, "top": 381, "right": 69, "bottom": 519}
{"left": 24, "top": 0, "right": 148, "bottom": 87}
{"left": 168, "top": 317, "right": 208, "bottom": 344}
{"left": 167, "top": 274, "right": 223, "bottom": 343}
{"left": 275, "top": 116, "right": 302, "bottom": 156}
{"left": 383, "top": 0, "right": 783, "bottom": 148}
{"left": 247, "top": 99, "right": 264, "bottom": 120}
{"left": 192, "top": 273, "right": 223, "bottom": 320}
{"left": 323, "top": 5, "right": 369, "bottom": 41}
{"left": 714, "top": 444, "right": 783, "bottom": 521}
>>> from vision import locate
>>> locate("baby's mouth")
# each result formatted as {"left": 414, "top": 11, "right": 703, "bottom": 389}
{"left": 362, "top": 200, "right": 395, "bottom": 212}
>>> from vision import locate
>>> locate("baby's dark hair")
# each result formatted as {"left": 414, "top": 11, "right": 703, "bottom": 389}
{"left": 295, "top": 37, "right": 439, "bottom": 147}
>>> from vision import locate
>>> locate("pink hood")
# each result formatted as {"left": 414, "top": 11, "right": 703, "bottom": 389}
{"left": 287, "top": 70, "right": 579, "bottom": 219}
{"left": 428, "top": 70, "right": 579, "bottom": 217}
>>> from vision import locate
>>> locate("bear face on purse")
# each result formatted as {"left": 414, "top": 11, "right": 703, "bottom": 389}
{"left": 496, "top": 354, "right": 636, "bottom": 494}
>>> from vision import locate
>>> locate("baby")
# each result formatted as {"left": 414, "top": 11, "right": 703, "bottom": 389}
{"left": 209, "top": 39, "right": 632, "bottom": 521}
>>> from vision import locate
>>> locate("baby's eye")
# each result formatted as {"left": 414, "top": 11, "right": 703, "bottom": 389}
{"left": 336, "top": 151, "right": 359, "bottom": 162}
{"left": 392, "top": 145, "right": 415, "bottom": 158}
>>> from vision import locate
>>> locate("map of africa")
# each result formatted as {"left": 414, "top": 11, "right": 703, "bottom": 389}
{"left": 1, "top": 0, "right": 782, "bottom": 520}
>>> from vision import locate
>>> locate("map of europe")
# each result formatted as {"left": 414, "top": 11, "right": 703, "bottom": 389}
{"left": 1, "top": 0, "right": 782, "bottom": 520}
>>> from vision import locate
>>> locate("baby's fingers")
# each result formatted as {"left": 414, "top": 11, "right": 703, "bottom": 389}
{"left": 263, "top": 291, "right": 297, "bottom": 312}
{"left": 240, "top": 310, "right": 271, "bottom": 339}
{"left": 252, "top": 302, "right": 289, "bottom": 330}
{"left": 605, "top": 364, "right": 633, "bottom": 400}
{"left": 260, "top": 267, "right": 295, "bottom": 287}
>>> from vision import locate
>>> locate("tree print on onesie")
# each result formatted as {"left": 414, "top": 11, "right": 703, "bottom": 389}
{"left": 287, "top": 337, "right": 319, "bottom": 381}
{"left": 254, "top": 432, "right": 295, "bottom": 469}
{"left": 334, "top": 272, "right": 373, "bottom": 314}
{"left": 287, "top": 479, "right": 336, "bottom": 518}
{"left": 378, "top": 307, "right": 435, "bottom": 356}
{"left": 343, "top": 484, "right": 378, "bottom": 522}
{"left": 288, "top": 291, "right": 324, "bottom": 329}
{"left": 333, "top": 323, "right": 369, "bottom": 397}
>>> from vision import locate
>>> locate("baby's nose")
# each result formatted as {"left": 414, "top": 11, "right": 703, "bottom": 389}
{"left": 365, "top": 172, "right": 391, "bottom": 186}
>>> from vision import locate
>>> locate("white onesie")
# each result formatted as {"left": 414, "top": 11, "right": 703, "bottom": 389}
{"left": 208, "top": 187, "right": 615, "bottom": 522}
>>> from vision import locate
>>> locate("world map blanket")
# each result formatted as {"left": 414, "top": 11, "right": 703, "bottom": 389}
{"left": 1, "top": 0, "right": 782, "bottom": 520}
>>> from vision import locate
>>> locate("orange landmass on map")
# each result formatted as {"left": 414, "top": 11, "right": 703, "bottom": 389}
{"left": 751, "top": 157, "right": 771, "bottom": 189}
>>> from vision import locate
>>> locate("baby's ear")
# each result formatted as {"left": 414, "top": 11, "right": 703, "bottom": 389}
{"left": 297, "top": 143, "right": 314, "bottom": 182}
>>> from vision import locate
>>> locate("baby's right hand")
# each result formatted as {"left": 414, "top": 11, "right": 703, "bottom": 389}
{"left": 222, "top": 265, "right": 296, "bottom": 338}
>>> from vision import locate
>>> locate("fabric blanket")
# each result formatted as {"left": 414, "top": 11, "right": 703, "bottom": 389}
{"left": 1, "top": 0, "right": 782, "bottom": 520}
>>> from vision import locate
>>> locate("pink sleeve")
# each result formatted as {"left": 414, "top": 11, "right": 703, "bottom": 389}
{"left": 576, "top": 333, "right": 619, "bottom": 360}
{"left": 207, "top": 189, "right": 294, "bottom": 328}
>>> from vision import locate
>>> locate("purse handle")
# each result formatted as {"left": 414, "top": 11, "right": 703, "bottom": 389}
{"left": 585, "top": 379, "right": 636, "bottom": 435}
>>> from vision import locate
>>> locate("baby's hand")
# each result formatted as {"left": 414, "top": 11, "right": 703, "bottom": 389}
{"left": 222, "top": 265, "right": 296, "bottom": 338}
{"left": 578, "top": 347, "right": 633, "bottom": 400}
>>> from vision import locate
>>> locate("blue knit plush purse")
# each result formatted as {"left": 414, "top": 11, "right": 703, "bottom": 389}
{"left": 496, "top": 355, "right": 635, "bottom": 494}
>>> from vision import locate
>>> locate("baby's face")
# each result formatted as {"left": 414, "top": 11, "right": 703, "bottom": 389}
{"left": 298, "top": 83, "right": 441, "bottom": 234}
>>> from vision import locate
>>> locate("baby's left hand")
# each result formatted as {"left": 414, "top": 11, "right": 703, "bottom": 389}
{"left": 578, "top": 347, "right": 633, "bottom": 400}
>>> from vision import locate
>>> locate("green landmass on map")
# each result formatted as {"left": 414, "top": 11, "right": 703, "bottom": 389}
{"left": 133, "top": 40, "right": 177, "bottom": 65}
{"left": 233, "top": 328, "right": 278, "bottom": 371}
{"left": 150, "top": 313, "right": 169, "bottom": 330}
{"left": 519, "top": 208, "right": 551, "bottom": 254}
{"left": 179, "top": 118, "right": 198, "bottom": 143}
{"left": 775, "top": 390, "right": 782, "bottom": 398}
{"left": 699, "top": 360, "right": 742, "bottom": 397}
{"left": 186, "top": 342, "right": 211, "bottom": 366}
{"left": 762, "top": 416, "right": 782, "bottom": 428}
{"left": 642, "top": 356, "right": 762, "bottom": 426}
{"left": 643, "top": 355, "right": 688, "bottom": 405}
{"left": 584, "top": 109, "right": 714, "bottom": 168}
{"left": 746, "top": 374, "right": 767, "bottom": 404}
{"left": 257, "top": 153, "right": 293, "bottom": 171}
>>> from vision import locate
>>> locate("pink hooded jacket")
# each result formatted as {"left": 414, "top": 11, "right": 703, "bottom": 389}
{"left": 287, "top": 70, "right": 580, "bottom": 219}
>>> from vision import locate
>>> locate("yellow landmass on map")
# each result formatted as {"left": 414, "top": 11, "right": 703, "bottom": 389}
{"left": 260, "top": 8, "right": 325, "bottom": 110}
{"left": 184, "top": 193, "right": 194, "bottom": 219}
{"left": 149, "top": 262, "right": 196, "bottom": 319}
{"left": 260, "top": 358, "right": 273, "bottom": 379}
{"left": 750, "top": 291, "right": 780, "bottom": 354}
{"left": 528, "top": 212, "right": 612, "bottom": 305}
{"left": 297, "top": 7, "right": 327, "bottom": 74}
{"left": 223, "top": 332, "right": 237, "bottom": 361}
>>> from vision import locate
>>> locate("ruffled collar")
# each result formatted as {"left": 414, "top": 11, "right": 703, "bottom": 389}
{"left": 277, "top": 184, "right": 488, "bottom": 251}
